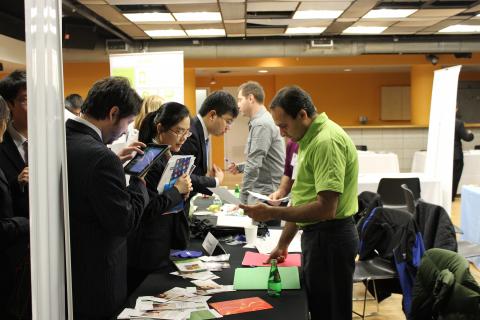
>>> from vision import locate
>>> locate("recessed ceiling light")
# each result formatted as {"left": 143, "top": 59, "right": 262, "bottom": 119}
{"left": 363, "top": 9, "right": 417, "bottom": 19}
{"left": 145, "top": 29, "right": 186, "bottom": 38}
{"left": 173, "top": 12, "right": 222, "bottom": 22}
{"left": 439, "top": 24, "right": 480, "bottom": 33}
{"left": 123, "top": 12, "right": 174, "bottom": 23}
{"left": 258, "top": 70, "right": 269, "bottom": 73}
{"left": 293, "top": 10, "right": 343, "bottom": 20}
{"left": 342, "top": 26, "right": 387, "bottom": 34}
{"left": 185, "top": 29, "right": 226, "bottom": 37}
{"left": 344, "top": 68, "right": 352, "bottom": 72}
{"left": 285, "top": 27, "right": 326, "bottom": 35}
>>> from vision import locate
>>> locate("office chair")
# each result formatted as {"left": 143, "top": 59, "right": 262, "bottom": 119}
{"left": 356, "top": 145, "right": 368, "bottom": 151}
{"left": 457, "top": 240, "right": 480, "bottom": 260}
{"left": 401, "top": 184, "right": 416, "bottom": 214}
{"left": 377, "top": 177, "right": 421, "bottom": 209}
{"left": 353, "top": 257, "right": 397, "bottom": 319}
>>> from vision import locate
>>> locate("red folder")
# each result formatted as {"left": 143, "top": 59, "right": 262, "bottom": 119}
{"left": 241, "top": 251, "right": 302, "bottom": 267}
{"left": 210, "top": 297, "right": 273, "bottom": 316}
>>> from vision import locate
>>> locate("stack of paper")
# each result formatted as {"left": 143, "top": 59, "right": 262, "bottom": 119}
{"left": 117, "top": 287, "right": 222, "bottom": 320}
{"left": 171, "top": 270, "right": 219, "bottom": 281}
{"left": 190, "top": 279, "right": 235, "bottom": 295}
{"left": 173, "top": 259, "right": 207, "bottom": 273}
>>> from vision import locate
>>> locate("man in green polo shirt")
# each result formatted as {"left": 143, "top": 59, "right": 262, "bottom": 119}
{"left": 240, "top": 86, "right": 359, "bottom": 320}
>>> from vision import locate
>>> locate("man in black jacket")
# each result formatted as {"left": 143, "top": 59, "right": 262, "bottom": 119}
{"left": 453, "top": 110, "right": 474, "bottom": 200}
{"left": 0, "top": 70, "right": 29, "bottom": 219}
{"left": 0, "top": 94, "right": 30, "bottom": 320}
{"left": 66, "top": 77, "right": 149, "bottom": 320}
{"left": 176, "top": 91, "right": 238, "bottom": 195}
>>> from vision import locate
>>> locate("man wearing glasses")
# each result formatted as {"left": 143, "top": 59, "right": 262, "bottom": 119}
{"left": 176, "top": 90, "right": 238, "bottom": 195}
{"left": 229, "top": 81, "right": 285, "bottom": 205}
{"left": 0, "top": 70, "right": 29, "bottom": 219}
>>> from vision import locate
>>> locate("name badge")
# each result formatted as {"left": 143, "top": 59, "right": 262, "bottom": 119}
{"left": 291, "top": 153, "right": 298, "bottom": 167}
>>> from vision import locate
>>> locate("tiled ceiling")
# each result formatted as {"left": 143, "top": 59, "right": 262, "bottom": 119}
{"left": 74, "top": 0, "right": 480, "bottom": 40}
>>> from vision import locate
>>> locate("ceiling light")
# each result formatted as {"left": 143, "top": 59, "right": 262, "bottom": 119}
{"left": 344, "top": 68, "right": 352, "bottom": 72}
{"left": 186, "top": 29, "right": 225, "bottom": 37}
{"left": 258, "top": 70, "right": 269, "bottom": 73}
{"left": 145, "top": 29, "right": 186, "bottom": 38}
{"left": 173, "top": 12, "right": 222, "bottom": 22}
{"left": 363, "top": 9, "right": 417, "bottom": 19}
{"left": 293, "top": 10, "right": 343, "bottom": 20}
{"left": 209, "top": 77, "right": 217, "bottom": 85}
{"left": 123, "top": 12, "right": 174, "bottom": 23}
{"left": 439, "top": 24, "right": 480, "bottom": 33}
{"left": 285, "top": 27, "right": 326, "bottom": 35}
{"left": 342, "top": 26, "right": 387, "bottom": 34}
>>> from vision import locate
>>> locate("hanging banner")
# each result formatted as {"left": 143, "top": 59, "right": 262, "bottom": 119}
{"left": 425, "top": 65, "right": 462, "bottom": 214}
{"left": 109, "top": 51, "right": 184, "bottom": 103}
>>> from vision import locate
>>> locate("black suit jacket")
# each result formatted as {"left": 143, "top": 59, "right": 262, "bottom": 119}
{"left": 66, "top": 119, "right": 149, "bottom": 319}
{"left": 0, "top": 130, "right": 29, "bottom": 218}
{"left": 454, "top": 118, "right": 474, "bottom": 160}
{"left": 128, "top": 157, "right": 185, "bottom": 272}
{"left": 175, "top": 116, "right": 216, "bottom": 195}
{"left": 0, "top": 168, "right": 29, "bottom": 316}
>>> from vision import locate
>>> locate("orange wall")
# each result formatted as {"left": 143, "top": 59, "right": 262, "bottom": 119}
{"left": 58, "top": 59, "right": 480, "bottom": 171}
{"left": 197, "top": 72, "right": 410, "bottom": 125}
{"left": 63, "top": 62, "right": 110, "bottom": 98}
{"left": 276, "top": 72, "right": 410, "bottom": 125}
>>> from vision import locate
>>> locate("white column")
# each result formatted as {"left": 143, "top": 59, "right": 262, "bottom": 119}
{"left": 24, "top": 0, "right": 72, "bottom": 319}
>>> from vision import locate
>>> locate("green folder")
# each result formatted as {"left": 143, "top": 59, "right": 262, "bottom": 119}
{"left": 233, "top": 267, "right": 301, "bottom": 290}
{"left": 189, "top": 310, "right": 219, "bottom": 320}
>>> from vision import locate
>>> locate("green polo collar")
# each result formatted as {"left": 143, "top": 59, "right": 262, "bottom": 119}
{"left": 298, "top": 112, "right": 328, "bottom": 147}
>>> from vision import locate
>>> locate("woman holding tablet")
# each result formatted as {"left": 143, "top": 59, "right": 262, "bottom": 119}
{"left": 127, "top": 102, "right": 192, "bottom": 293}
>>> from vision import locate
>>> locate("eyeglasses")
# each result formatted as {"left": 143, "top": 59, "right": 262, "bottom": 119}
{"left": 168, "top": 128, "right": 192, "bottom": 138}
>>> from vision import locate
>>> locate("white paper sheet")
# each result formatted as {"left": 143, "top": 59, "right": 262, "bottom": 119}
{"left": 254, "top": 229, "right": 302, "bottom": 254}
{"left": 247, "top": 190, "right": 289, "bottom": 203}
{"left": 208, "top": 187, "right": 241, "bottom": 205}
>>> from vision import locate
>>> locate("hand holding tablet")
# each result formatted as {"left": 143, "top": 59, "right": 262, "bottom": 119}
{"left": 124, "top": 144, "right": 170, "bottom": 177}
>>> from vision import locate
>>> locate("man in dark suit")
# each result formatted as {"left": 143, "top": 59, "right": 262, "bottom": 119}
{"left": 176, "top": 90, "right": 238, "bottom": 195}
{"left": 0, "top": 70, "right": 29, "bottom": 219}
{"left": 453, "top": 109, "right": 474, "bottom": 200}
{"left": 0, "top": 94, "right": 30, "bottom": 320}
{"left": 66, "top": 77, "right": 149, "bottom": 320}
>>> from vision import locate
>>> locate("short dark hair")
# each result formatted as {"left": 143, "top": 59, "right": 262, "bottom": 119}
{"left": 238, "top": 81, "right": 265, "bottom": 104}
{"left": 81, "top": 77, "right": 142, "bottom": 120}
{"left": 65, "top": 93, "right": 83, "bottom": 111}
{"left": 0, "top": 70, "right": 27, "bottom": 104}
{"left": 138, "top": 102, "right": 190, "bottom": 143}
{"left": 198, "top": 90, "right": 238, "bottom": 118}
{"left": 270, "top": 86, "right": 317, "bottom": 118}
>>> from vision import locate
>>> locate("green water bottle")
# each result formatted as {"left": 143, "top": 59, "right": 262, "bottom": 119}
{"left": 234, "top": 184, "right": 240, "bottom": 198}
{"left": 267, "top": 259, "right": 282, "bottom": 297}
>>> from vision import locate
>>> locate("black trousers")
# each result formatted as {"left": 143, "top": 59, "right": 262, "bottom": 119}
{"left": 301, "top": 217, "right": 359, "bottom": 320}
{"left": 452, "top": 159, "right": 464, "bottom": 200}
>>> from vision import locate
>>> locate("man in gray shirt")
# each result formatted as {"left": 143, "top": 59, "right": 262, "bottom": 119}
{"left": 229, "top": 81, "right": 285, "bottom": 204}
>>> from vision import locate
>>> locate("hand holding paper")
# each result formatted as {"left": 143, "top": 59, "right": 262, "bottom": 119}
{"left": 239, "top": 202, "right": 273, "bottom": 222}
{"left": 248, "top": 190, "right": 289, "bottom": 204}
